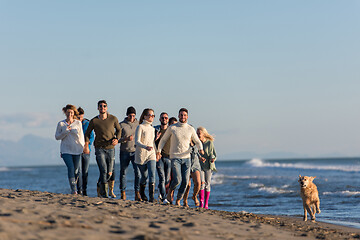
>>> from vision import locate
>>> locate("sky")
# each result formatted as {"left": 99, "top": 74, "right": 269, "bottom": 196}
{"left": 0, "top": 1, "right": 360, "bottom": 160}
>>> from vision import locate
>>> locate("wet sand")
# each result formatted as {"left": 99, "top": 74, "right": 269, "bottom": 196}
{"left": 0, "top": 188, "right": 359, "bottom": 240}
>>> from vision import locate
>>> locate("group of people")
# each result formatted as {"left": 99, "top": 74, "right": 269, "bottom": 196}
{"left": 55, "top": 100, "right": 217, "bottom": 209}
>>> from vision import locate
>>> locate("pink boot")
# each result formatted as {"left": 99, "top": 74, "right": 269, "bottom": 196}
{"left": 199, "top": 189, "right": 205, "bottom": 208}
{"left": 204, "top": 191, "right": 210, "bottom": 209}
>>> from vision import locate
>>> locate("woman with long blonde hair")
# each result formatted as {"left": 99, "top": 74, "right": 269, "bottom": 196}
{"left": 197, "top": 126, "right": 217, "bottom": 209}
{"left": 55, "top": 104, "right": 85, "bottom": 194}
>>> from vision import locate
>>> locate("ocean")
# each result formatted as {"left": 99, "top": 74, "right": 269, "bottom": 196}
{"left": 1, "top": 157, "right": 359, "bottom": 229}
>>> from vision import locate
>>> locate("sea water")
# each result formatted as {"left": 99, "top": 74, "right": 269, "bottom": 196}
{"left": 0, "top": 158, "right": 359, "bottom": 228}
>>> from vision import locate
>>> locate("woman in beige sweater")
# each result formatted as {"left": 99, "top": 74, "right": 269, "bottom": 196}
{"left": 135, "top": 108, "right": 157, "bottom": 202}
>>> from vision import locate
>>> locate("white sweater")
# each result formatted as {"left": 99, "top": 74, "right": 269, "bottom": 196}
{"left": 134, "top": 121, "right": 156, "bottom": 165}
{"left": 157, "top": 122, "right": 203, "bottom": 159}
{"left": 55, "top": 119, "right": 85, "bottom": 155}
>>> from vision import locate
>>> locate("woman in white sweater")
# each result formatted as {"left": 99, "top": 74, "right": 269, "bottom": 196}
{"left": 135, "top": 108, "right": 157, "bottom": 202}
{"left": 55, "top": 104, "right": 85, "bottom": 194}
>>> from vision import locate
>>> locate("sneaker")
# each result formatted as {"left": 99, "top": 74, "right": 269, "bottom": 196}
{"left": 163, "top": 199, "right": 170, "bottom": 205}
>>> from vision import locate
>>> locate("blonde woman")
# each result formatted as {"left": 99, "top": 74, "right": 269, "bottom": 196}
{"left": 134, "top": 108, "right": 157, "bottom": 202}
{"left": 197, "top": 127, "right": 217, "bottom": 209}
{"left": 55, "top": 104, "right": 85, "bottom": 194}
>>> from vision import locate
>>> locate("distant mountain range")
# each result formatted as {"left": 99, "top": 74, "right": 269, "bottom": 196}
{"left": 0, "top": 135, "right": 355, "bottom": 167}
{"left": 0, "top": 134, "right": 60, "bottom": 167}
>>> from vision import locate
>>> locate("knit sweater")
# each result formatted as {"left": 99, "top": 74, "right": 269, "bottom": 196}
{"left": 157, "top": 122, "right": 203, "bottom": 159}
{"left": 55, "top": 119, "right": 85, "bottom": 155}
{"left": 134, "top": 120, "right": 156, "bottom": 165}
{"left": 199, "top": 140, "right": 217, "bottom": 171}
{"left": 84, "top": 114, "right": 121, "bottom": 149}
{"left": 119, "top": 118, "right": 139, "bottom": 152}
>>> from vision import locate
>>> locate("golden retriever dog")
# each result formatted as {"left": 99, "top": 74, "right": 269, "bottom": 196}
{"left": 298, "top": 175, "right": 321, "bottom": 222}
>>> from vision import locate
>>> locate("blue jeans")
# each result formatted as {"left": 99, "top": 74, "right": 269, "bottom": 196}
{"left": 61, "top": 153, "right": 81, "bottom": 193}
{"left": 138, "top": 160, "right": 156, "bottom": 185}
{"left": 95, "top": 148, "right": 115, "bottom": 184}
{"left": 170, "top": 158, "right": 191, "bottom": 200}
{"left": 120, "top": 151, "right": 140, "bottom": 192}
{"left": 78, "top": 153, "right": 90, "bottom": 192}
{"left": 156, "top": 157, "right": 171, "bottom": 199}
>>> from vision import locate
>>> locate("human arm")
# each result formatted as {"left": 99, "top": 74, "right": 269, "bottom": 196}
{"left": 191, "top": 128, "right": 204, "bottom": 155}
{"left": 112, "top": 119, "right": 121, "bottom": 146}
{"left": 84, "top": 120, "right": 94, "bottom": 154}
{"left": 55, "top": 121, "right": 70, "bottom": 140}
{"left": 208, "top": 141, "right": 217, "bottom": 163}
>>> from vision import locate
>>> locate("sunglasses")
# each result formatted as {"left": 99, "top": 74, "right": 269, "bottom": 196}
{"left": 147, "top": 114, "right": 155, "bottom": 117}
{"left": 99, "top": 105, "right": 107, "bottom": 108}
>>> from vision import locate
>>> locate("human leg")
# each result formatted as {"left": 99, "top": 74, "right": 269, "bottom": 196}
{"left": 191, "top": 170, "right": 201, "bottom": 206}
{"left": 156, "top": 157, "right": 166, "bottom": 201}
{"left": 204, "top": 169, "right": 212, "bottom": 209}
{"left": 176, "top": 158, "right": 191, "bottom": 205}
{"left": 147, "top": 160, "right": 156, "bottom": 202}
{"left": 61, "top": 154, "right": 77, "bottom": 194}
{"left": 199, "top": 170, "right": 205, "bottom": 207}
{"left": 138, "top": 163, "right": 148, "bottom": 201}
{"left": 119, "top": 151, "right": 131, "bottom": 199}
{"left": 95, "top": 148, "right": 108, "bottom": 198}
{"left": 167, "top": 159, "right": 181, "bottom": 203}
{"left": 81, "top": 153, "right": 90, "bottom": 196}
{"left": 130, "top": 155, "right": 141, "bottom": 201}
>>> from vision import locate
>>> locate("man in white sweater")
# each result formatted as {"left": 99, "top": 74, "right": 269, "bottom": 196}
{"left": 156, "top": 108, "right": 204, "bottom": 206}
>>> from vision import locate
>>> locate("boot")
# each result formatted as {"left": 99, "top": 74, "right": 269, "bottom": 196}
{"left": 121, "top": 191, "right": 126, "bottom": 200}
{"left": 99, "top": 182, "right": 109, "bottom": 198}
{"left": 204, "top": 191, "right": 210, "bottom": 209}
{"left": 83, "top": 189, "right": 87, "bottom": 196}
{"left": 140, "top": 184, "right": 148, "bottom": 202}
{"left": 199, "top": 189, "right": 205, "bottom": 208}
{"left": 108, "top": 180, "right": 116, "bottom": 198}
{"left": 135, "top": 191, "right": 142, "bottom": 201}
{"left": 149, "top": 183, "right": 156, "bottom": 202}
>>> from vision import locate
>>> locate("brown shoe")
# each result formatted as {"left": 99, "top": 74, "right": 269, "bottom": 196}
{"left": 108, "top": 180, "right": 117, "bottom": 198}
{"left": 121, "top": 191, "right": 126, "bottom": 200}
{"left": 135, "top": 191, "right": 142, "bottom": 201}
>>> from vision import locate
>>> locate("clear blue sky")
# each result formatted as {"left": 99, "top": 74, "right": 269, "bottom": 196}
{"left": 1, "top": 1, "right": 359, "bottom": 158}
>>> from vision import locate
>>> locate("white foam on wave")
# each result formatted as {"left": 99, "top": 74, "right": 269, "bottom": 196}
{"left": 323, "top": 191, "right": 360, "bottom": 196}
{"left": 0, "top": 167, "right": 32, "bottom": 172}
{"left": 246, "top": 158, "right": 360, "bottom": 172}
{"left": 211, "top": 174, "right": 224, "bottom": 185}
{"left": 249, "top": 182, "right": 294, "bottom": 194}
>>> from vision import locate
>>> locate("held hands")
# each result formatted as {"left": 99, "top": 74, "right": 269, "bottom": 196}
{"left": 112, "top": 139, "right": 119, "bottom": 146}
{"left": 156, "top": 152, "right": 162, "bottom": 161}
{"left": 83, "top": 144, "right": 90, "bottom": 154}
{"left": 145, "top": 146, "right": 153, "bottom": 151}
{"left": 200, "top": 156, "right": 206, "bottom": 163}
{"left": 210, "top": 159, "right": 215, "bottom": 163}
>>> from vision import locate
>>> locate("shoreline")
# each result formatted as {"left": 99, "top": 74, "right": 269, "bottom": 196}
{"left": 0, "top": 188, "right": 359, "bottom": 240}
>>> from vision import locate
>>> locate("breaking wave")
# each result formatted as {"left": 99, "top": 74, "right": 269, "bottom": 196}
{"left": 246, "top": 158, "right": 360, "bottom": 172}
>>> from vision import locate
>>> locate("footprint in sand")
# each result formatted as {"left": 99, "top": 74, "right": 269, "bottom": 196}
{"left": 182, "top": 222, "right": 196, "bottom": 227}
{"left": 109, "top": 225, "right": 126, "bottom": 234}
{"left": 149, "top": 222, "right": 161, "bottom": 229}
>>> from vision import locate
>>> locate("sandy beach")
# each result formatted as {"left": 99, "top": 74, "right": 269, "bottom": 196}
{"left": 0, "top": 188, "right": 359, "bottom": 240}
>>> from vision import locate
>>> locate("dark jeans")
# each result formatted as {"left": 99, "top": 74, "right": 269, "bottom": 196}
{"left": 119, "top": 151, "right": 140, "bottom": 192}
{"left": 95, "top": 148, "right": 115, "bottom": 184}
{"left": 77, "top": 153, "right": 90, "bottom": 192}
{"left": 156, "top": 157, "right": 171, "bottom": 199}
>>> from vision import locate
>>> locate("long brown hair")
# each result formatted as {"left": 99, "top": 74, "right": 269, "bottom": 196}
{"left": 139, "top": 108, "right": 154, "bottom": 124}
{"left": 62, "top": 104, "right": 79, "bottom": 119}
